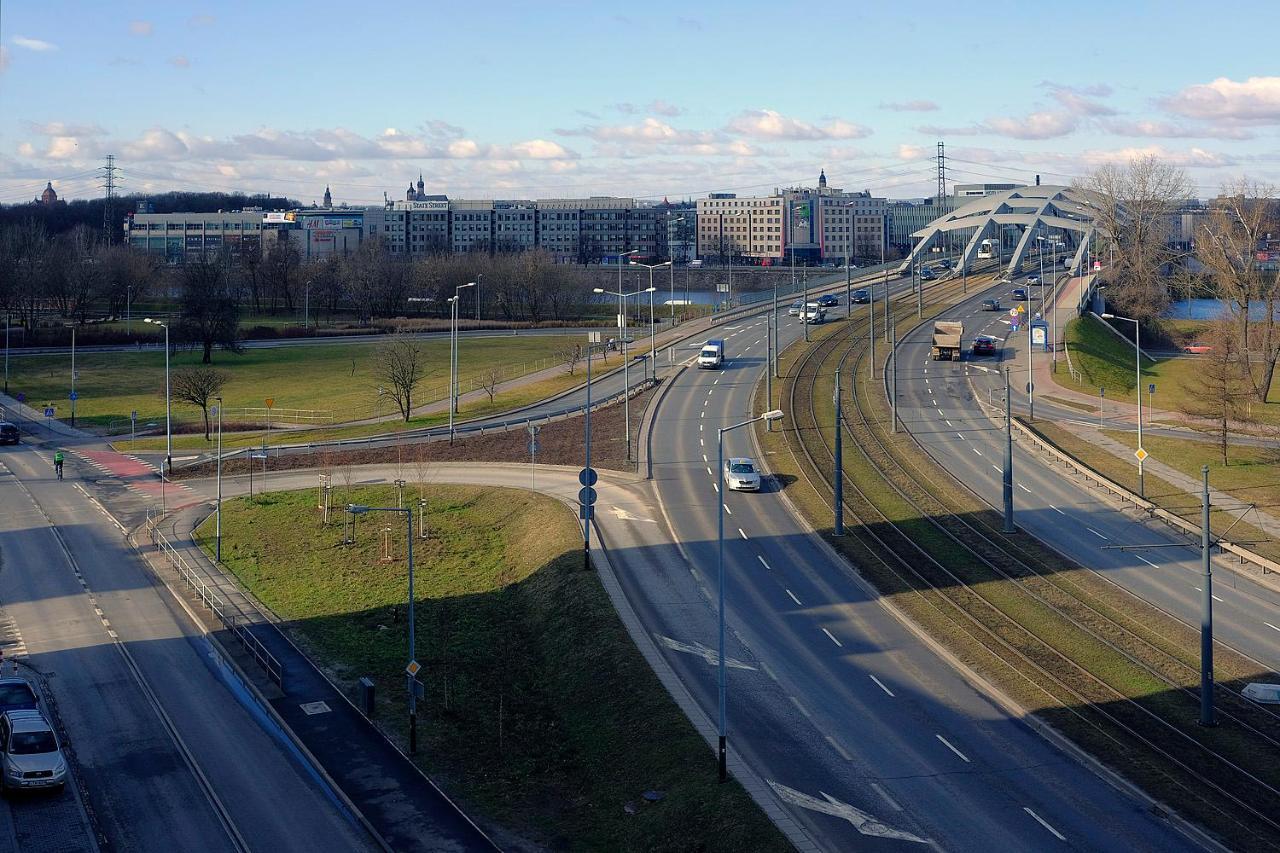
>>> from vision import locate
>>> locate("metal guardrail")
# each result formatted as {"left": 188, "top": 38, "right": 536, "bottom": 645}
{"left": 224, "top": 407, "right": 334, "bottom": 424}
{"left": 150, "top": 527, "right": 285, "bottom": 688}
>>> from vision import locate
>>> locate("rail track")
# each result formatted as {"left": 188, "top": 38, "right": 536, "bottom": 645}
{"left": 774, "top": 283, "right": 1280, "bottom": 850}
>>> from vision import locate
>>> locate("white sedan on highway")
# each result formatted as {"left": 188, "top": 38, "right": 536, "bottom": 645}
{"left": 724, "top": 457, "right": 762, "bottom": 491}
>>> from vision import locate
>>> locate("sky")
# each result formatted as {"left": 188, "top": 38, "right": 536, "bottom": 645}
{"left": 2, "top": 1, "right": 1279, "bottom": 207}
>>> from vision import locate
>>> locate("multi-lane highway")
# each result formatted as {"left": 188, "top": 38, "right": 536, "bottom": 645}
{"left": 0, "top": 445, "right": 376, "bottom": 851}
{"left": 608, "top": 287, "right": 1198, "bottom": 850}
{"left": 895, "top": 279, "right": 1280, "bottom": 672}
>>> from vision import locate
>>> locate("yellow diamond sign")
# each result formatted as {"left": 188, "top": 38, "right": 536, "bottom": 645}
{"left": 405, "top": 660, "right": 421, "bottom": 677}
{"left": 1135, "top": 448, "right": 1148, "bottom": 462}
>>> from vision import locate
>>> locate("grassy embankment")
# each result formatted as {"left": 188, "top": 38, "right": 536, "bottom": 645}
{"left": 196, "top": 484, "right": 788, "bottom": 852}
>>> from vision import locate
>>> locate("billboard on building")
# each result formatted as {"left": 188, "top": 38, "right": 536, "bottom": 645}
{"left": 263, "top": 211, "right": 297, "bottom": 223}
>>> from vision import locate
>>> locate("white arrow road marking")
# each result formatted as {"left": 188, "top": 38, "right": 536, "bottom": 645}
{"left": 767, "top": 780, "right": 929, "bottom": 844}
{"left": 607, "top": 506, "right": 656, "bottom": 523}
{"left": 656, "top": 634, "right": 756, "bottom": 670}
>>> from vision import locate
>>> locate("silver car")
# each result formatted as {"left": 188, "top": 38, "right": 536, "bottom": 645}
{"left": 724, "top": 457, "right": 762, "bottom": 491}
{"left": 0, "top": 710, "right": 67, "bottom": 792}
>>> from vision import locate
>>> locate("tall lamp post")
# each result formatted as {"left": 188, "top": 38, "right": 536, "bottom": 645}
{"left": 3, "top": 310, "right": 9, "bottom": 395}
{"left": 630, "top": 260, "right": 671, "bottom": 381}
{"left": 1102, "top": 312, "right": 1145, "bottom": 497}
{"left": 144, "top": 318, "right": 171, "bottom": 475}
{"left": 346, "top": 504, "right": 418, "bottom": 752}
{"left": 717, "top": 409, "right": 785, "bottom": 782}
{"left": 594, "top": 284, "right": 655, "bottom": 461}
{"left": 448, "top": 282, "right": 477, "bottom": 441}
{"left": 668, "top": 216, "right": 684, "bottom": 323}
{"left": 214, "top": 395, "right": 223, "bottom": 562}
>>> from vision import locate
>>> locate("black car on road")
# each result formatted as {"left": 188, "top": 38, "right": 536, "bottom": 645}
{"left": 851, "top": 289, "right": 871, "bottom": 304}
{"left": 0, "top": 423, "right": 18, "bottom": 445}
{"left": 981, "top": 299, "right": 1001, "bottom": 311}
{"left": 816, "top": 293, "right": 840, "bottom": 307}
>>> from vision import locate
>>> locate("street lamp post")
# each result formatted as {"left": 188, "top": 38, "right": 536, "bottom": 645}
{"left": 475, "top": 273, "right": 484, "bottom": 322}
{"left": 449, "top": 282, "right": 477, "bottom": 441}
{"left": 593, "top": 280, "right": 652, "bottom": 462}
{"left": 3, "top": 311, "right": 8, "bottom": 395}
{"left": 214, "top": 395, "right": 223, "bottom": 562}
{"left": 1102, "top": 313, "right": 1145, "bottom": 497}
{"left": 346, "top": 504, "right": 417, "bottom": 752}
{"left": 144, "top": 318, "right": 171, "bottom": 475}
{"left": 717, "top": 409, "right": 784, "bottom": 782}
{"left": 630, "top": 260, "right": 671, "bottom": 382}
{"left": 668, "top": 216, "right": 684, "bottom": 324}
{"left": 126, "top": 285, "right": 132, "bottom": 337}
{"left": 1003, "top": 367, "right": 1015, "bottom": 533}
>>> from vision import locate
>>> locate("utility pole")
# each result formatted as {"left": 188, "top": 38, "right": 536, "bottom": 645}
{"left": 868, "top": 278, "right": 876, "bottom": 379}
{"left": 99, "top": 154, "right": 120, "bottom": 243}
{"left": 936, "top": 141, "right": 947, "bottom": 203}
{"left": 766, "top": 315, "right": 774, "bottom": 431}
{"left": 1200, "top": 465, "right": 1216, "bottom": 727}
{"left": 1003, "top": 368, "right": 1014, "bottom": 533}
{"left": 833, "top": 367, "right": 843, "bottom": 535}
{"left": 891, "top": 314, "right": 899, "bottom": 433}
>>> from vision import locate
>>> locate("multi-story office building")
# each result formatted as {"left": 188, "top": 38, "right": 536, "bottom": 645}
{"left": 123, "top": 209, "right": 271, "bottom": 264}
{"left": 952, "top": 182, "right": 1022, "bottom": 198}
{"left": 695, "top": 193, "right": 786, "bottom": 264}
{"left": 293, "top": 210, "right": 364, "bottom": 259}
{"left": 887, "top": 197, "right": 961, "bottom": 256}
{"left": 537, "top": 197, "right": 660, "bottom": 264}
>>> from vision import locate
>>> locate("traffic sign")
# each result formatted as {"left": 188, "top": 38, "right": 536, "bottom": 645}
{"left": 579, "top": 505, "right": 595, "bottom": 520}
{"left": 1135, "top": 448, "right": 1148, "bottom": 462}
{"left": 527, "top": 441, "right": 540, "bottom": 455}
{"left": 1026, "top": 382, "right": 1034, "bottom": 393}
{"left": 265, "top": 397, "right": 275, "bottom": 408}
{"left": 405, "top": 660, "right": 421, "bottom": 677}
{"left": 43, "top": 407, "right": 54, "bottom": 418}
{"left": 578, "top": 486, "right": 597, "bottom": 506}
{"left": 15, "top": 393, "right": 24, "bottom": 403}
{"left": 131, "top": 410, "right": 138, "bottom": 420}
{"left": 1148, "top": 383, "right": 1156, "bottom": 395}
{"left": 578, "top": 467, "right": 598, "bottom": 487}
{"left": 68, "top": 391, "right": 77, "bottom": 401}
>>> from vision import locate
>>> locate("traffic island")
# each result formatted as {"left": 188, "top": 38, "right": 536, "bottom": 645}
{"left": 196, "top": 483, "right": 787, "bottom": 852}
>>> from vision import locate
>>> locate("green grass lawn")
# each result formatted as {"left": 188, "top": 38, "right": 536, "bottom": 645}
{"left": 1058, "top": 315, "right": 1280, "bottom": 424}
{"left": 11, "top": 335, "right": 576, "bottom": 434}
{"left": 196, "top": 484, "right": 787, "bottom": 852}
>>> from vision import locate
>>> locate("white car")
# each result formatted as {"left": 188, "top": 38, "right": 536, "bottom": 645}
{"left": 0, "top": 710, "right": 67, "bottom": 792}
{"left": 788, "top": 300, "right": 804, "bottom": 316}
{"left": 724, "top": 457, "right": 762, "bottom": 491}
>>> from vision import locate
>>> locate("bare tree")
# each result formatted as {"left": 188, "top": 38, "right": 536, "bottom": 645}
{"left": 1178, "top": 328, "right": 1253, "bottom": 464}
{"left": 1079, "top": 155, "right": 1192, "bottom": 323}
{"left": 372, "top": 334, "right": 431, "bottom": 422}
{"left": 478, "top": 367, "right": 502, "bottom": 404}
{"left": 1197, "top": 179, "right": 1280, "bottom": 402}
{"left": 557, "top": 342, "right": 584, "bottom": 376}
{"left": 171, "top": 366, "right": 229, "bottom": 440}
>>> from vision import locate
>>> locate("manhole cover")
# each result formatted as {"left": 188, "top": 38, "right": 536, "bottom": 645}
{"left": 300, "top": 701, "right": 331, "bottom": 716}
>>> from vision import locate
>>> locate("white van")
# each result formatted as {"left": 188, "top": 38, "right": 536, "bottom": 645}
{"left": 698, "top": 339, "right": 725, "bottom": 369}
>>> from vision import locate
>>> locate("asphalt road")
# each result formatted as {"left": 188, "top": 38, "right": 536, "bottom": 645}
{"left": 635, "top": 292, "right": 1197, "bottom": 849}
{"left": 896, "top": 280, "right": 1280, "bottom": 673}
{"left": 0, "top": 442, "right": 375, "bottom": 852}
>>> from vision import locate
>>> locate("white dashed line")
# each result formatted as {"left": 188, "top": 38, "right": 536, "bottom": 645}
{"left": 1018, "top": 484, "right": 1031, "bottom": 493}
{"left": 821, "top": 628, "right": 843, "bottom": 648}
{"left": 869, "top": 674, "right": 895, "bottom": 697}
{"left": 1023, "top": 807, "right": 1066, "bottom": 842}
{"left": 936, "top": 734, "right": 970, "bottom": 763}
{"left": 706, "top": 466, "right": 713, "bottom": 476}
{"left": 825, "top": 734, "right": 853, "bottom": 762}
{"left": 991, "top": 464, "right": 1001, "bottom": 474}
{"left": 973, "top": 448, "right": 983, "bottom": 457}
{"left": 1049, "top": 504, "right": 1066, "bottom": 515}
{"left": 870, "top": 782, "right": 904, "bottom": 812}
{"left": 1086, "top": 528, "right": 1108, "bottom": 540}
{"left": 789, "top": 695, "right": 812, "bottom": 718}
{"left": 1264, "top": 622, "right": 1280, "bottom": 633}
{"left": 785, "top": 588, "right": 802, "bottom": 606}
{"left": 1193, "top": 587, "right": 1224, "bottom": 602}
{"left": 1136, "top": 555, "right": 1159, "bottom": 568}
{"left": 723, "top": 504, "right": 732, "bottom": 516}
{"left": 945, "top": 420, "right": 953, "bottom": 427}
{"left": 758, "top": 555, "right": 771, "bottom": 570}
{"left": 738, "top": 528, "right": 748, "bottom": 540}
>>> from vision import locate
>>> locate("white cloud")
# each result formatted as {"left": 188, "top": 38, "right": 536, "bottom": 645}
{"left": 647, "top": 99, "right": 683, "bottom": 117}
{"left": 879, "top": 100, "right": 939, "bottom": 112}
{"left": 726, "top": 109, "right": 871, "bottom": 140}
{"left": 1163, "top": 76, "right": 1280, "bottom": 123}
{"left": 919, "top": 111, "right": 1079, "bottom": 140}
{"left": 1101, "top": 119, "right": 1253, "bottom": 140}
{"left": 28, "top": 121, "right": 106, "bottom": 137}
{"left": 1045, "top": 84, "right": 1116, "bottom": 117}
{"left": 168, "top": 56, "right": 191, "bottom": 68}
{"left": 557, "top": 117, "right": 719, "bottom": 146}
{"left": 1078, "top": 145, "right": 1235, "bottom": 169}
{"left": 12, "top": 36, "right": 56, "bottom": 52}
{"left": 129, "top": 21, "right": 154, "bottom": 36}
{"left": 509, "top": 139, "right": 573, "bottom": 159}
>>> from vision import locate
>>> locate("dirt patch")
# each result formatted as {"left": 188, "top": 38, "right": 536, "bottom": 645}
{"left": 173, "top": 383, "right": 656, "bottom": 480}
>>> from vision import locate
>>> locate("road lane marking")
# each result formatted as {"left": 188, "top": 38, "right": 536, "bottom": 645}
{"left": 956, "top": 433, "right": 965, "bottom": 440}
{"left": 723, "top": 504, "right": 732, "bottom": 516}
{"left": 1023, "top": 807, "right": 1066, "bottom": 842}
{"left": 1086, "top": 528, "right": 1108, "bottom": 540}
{"left": 936, "top": 734, "right": 970, "bottom": 763}
{"left": 767, "top": 781, "right": 928, "bottom": 843}
{"left": 785, "top": 588, "right": 802, "bottom": 606}
{"left": 870, "top": 782, "right": 904, "bottom": 812}
{"left": 1019, "top": 484, "right": 1031, "bottom": 493}
{"left": 1049, "top": 504, "right": 1066, "bottom": 515}
{"left": 973, "top": 448, "right": 983, "bottom": 457}
{"left": 1136, "top": 555, "right": 1159, "bottom": 568}
{"left": 821, "top": 628, "right": 843, "bottom": 647}
{"left": 991, "top": 464, "right": 1001, "bottom": 473}
{"left": 869, "top": 674, "right": 895, "bottom": 697}
{"left": 825, "top": 734, "right": 853, "bottom": 762}
{"left": 738, "top": 528, "right": 748, "bottom": 540}
{"left": 789, "top": 695, "right": 813, "bottom": 718}
{"left": 655, "top": 634, "right": 756, "bottom": 670}
{"left": 758, "top": 555, "right": 771, "bottom": 569}
{"left": 701, "top": 411, "right": 705, "bottom": 418}
{"left": 706, "top": 466, "right": 713, "bottom": 476}
{"left": 703, "top": 454, "right": 708, "bottom": 463}
{"left": 1193, "top": 587, "right": 1224, "bottom": 602}
{"left": 1265, "top": 622, "right": 1280, "bottom": 633}
{"left": 945, "top": 420, "right": 953, "bottom": 427}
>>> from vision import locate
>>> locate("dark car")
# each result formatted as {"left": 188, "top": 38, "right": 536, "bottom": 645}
{"left": 852, "top": 288, "right": 871, "bottom": 304}
{"left": 816, "top": 293, "right": 840, "bottom": 307}
{"left": 0, "top": 423, "right": 17, "bottom": 446}
{"left": 0, "top": 679, "right": 38, "bottom": 715}
{"left": 919, "top": 268, "right": 936, "bottom": 281}
{"left": 972, "top": 336, "right": 997, "bottom": 356}
{"left": 1011, "top": 288, "right": 1028, "bottom": 301}
{"left": 937, "top": 259, "right": 952, "bottom": 269}
{"left": 981, "top": 299, "right": 1001, "bottom": 311}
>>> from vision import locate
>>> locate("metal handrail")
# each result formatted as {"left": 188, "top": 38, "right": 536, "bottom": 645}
{"left": 150, "top": 527, "right": 284, "bottom": 687}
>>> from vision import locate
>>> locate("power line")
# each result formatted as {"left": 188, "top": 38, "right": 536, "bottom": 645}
{"left": 99, "top": 155, "right": 121, "bottom": 242}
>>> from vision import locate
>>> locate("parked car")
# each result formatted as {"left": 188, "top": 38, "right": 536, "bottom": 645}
{"left": 788, "top": 299, "right": 805, "bottom": 316}
{"left": 1025, "top": 275, "right": 1040, "bottom": 285}
{"left": 0, "top": 680, "right": 38, "bottom": 716}
{"left": 852, "top": 288, "right": 871, "bottom": 304}
{"left": 0, "top": 423, "right": 17, "bottom": 446}
{"left": 1011, "top": 288, "right": 1028, "bottom": 301}
{"left": 972, "top": 336, "right": 998, "bottom": 356}
{"left": 724, "top": 457, "right": 762, "bottom": 492}
{"left": 937, "top": 259, "right": 952, "bottom": 269}
{"left": 0, "top": 710, "right": 66, "bottom": 792}
{"left": 816, "top": 293, "right": 840, "bottom": 307}
{"left": 1182, "top": 342, "right": 1213, "bottom": 354}
{"left": 981, "top": 299, "right": 1001, "bottom": 311}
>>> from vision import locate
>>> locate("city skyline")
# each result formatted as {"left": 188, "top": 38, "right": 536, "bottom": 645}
{"left": 3, "top": 1, "right": 1279, "bottom": 205}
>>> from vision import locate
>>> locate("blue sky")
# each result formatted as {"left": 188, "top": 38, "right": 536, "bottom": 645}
{"left": 2, "top": 1, "right": 1278, "bottom": 205}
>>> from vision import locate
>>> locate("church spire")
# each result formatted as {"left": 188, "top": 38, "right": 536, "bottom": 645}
{"left": 323, "top": 185, "right": 332, "bottom": 207}
{"left": 818, "top": 169, "right": 827, "bottom": 189}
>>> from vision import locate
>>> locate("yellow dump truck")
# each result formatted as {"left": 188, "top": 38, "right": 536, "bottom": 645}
{"left": 931, "top": 321, "right": 963, "bottom": 361}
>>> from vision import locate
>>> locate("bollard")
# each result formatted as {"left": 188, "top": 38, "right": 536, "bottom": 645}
{"left": 358, "top": 677, "right": 375, "bottom": 717}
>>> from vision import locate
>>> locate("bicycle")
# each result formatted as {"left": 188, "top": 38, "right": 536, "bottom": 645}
{"left": 54, "top": 462, "right": 63, "bottom": 481}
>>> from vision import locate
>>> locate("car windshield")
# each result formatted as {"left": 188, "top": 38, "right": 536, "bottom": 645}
{"left": 9, "top": 730, "right": 56, "bottom": 755}
{"left": 730, "top": 462, "right": 755, "bottom": 474}
{"left": 0, "top": 685, "right": 35, "bottom": 707}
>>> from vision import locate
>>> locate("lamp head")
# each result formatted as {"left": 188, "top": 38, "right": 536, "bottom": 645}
{"left": 644, "top": 286, "right": 657, "bottom": 293}
{"left": 762, "top": 409, "right": 784, "bottom": 422}
{"left": 592, "top": 287, "right": 605, "bottom": 294}
{"left": 1100, "top": 312, "right": 1114, "bottom": 319}
{"left": 346, "top": 504, "right": 369, "bottom": 514}
{"left": 459, "top": 281, "right": 475, "bottom": 290}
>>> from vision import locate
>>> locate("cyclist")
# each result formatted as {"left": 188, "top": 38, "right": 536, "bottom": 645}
{"left": 53, "top": 451, "right": 64, "bottom": 480}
